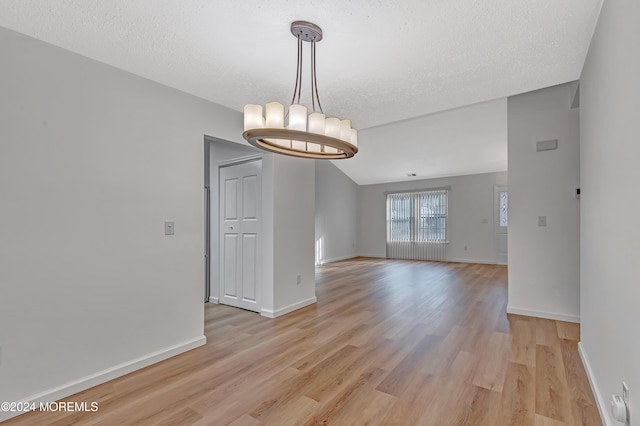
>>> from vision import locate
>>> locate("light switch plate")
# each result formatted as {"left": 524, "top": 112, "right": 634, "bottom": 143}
{"left": 164, "top": 221, "right": 175, "bottom": 235}
{"left": 538, "top": 216, "right": 547, "bottom": 227}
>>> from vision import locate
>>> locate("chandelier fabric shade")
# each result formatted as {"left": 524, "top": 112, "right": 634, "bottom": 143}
{"left": 242, "top": 21, "right": 358, "bottom": 159}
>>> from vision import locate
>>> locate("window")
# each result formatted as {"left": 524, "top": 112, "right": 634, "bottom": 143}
{"left": 387, "top": 189, "right": 448, "bottom": 243}
{"left": 499, "top": 191, "right": 508, "bottom": 227}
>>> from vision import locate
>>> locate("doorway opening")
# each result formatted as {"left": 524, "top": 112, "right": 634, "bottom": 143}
{"left": 204, "top": 137, "right": 263, "bottom": 312}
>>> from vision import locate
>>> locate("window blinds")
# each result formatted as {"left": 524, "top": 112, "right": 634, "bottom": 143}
{"left": 386, "top": 189, "right": 448, "bottom": 261}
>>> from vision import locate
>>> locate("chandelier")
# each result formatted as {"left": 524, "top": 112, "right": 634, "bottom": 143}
{"left": 243, "top": 21, "right": 358, "bottom": 159}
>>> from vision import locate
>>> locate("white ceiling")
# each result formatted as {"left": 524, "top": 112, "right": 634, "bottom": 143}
{"left": 0, "top": 0, "right": 601, "bottom": 183}
{"left": 339, "top": 98, "right": 507, "bottom": 185}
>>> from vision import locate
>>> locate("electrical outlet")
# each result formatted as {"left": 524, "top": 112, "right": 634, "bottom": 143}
{"left": 464, "top": 245, "right": 468, "bottom": 251}
{"left": 296, "top": 274, "right": 301, "bottom": 285}
{"left": 164, "top": 221, "right": 175, "bottom": 235}
{"left": 538, "top": 216, "right": 547, "bottom": 227}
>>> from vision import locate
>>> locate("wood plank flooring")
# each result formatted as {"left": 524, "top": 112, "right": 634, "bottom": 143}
{"left": 5, "top": 258, "right": 602, "bottom": 425}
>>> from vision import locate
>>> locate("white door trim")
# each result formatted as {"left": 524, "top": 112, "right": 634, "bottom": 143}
{"left": 217, "top": 154, "right": 263, "bottom": 168}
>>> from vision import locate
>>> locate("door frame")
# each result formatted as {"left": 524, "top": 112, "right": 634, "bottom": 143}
{"left": 218, "top": 155, "right": 263, "bottom": 312}
{"left": 204, "top": 185, "right": 210, "bottom": 302}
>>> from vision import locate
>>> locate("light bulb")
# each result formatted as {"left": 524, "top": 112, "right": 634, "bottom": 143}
{"left": 244, "top": 104, "right": 264, "bottom": 131}
{"left": 265, "top": 102, "right": 284, "bottom": 128}
{"left": 340, "top": 120, "right": 351, "bottom": 142}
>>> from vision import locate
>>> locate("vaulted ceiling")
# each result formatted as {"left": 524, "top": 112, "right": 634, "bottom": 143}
{"left": 0, "top": 0, "right": 602, "bottom": 184}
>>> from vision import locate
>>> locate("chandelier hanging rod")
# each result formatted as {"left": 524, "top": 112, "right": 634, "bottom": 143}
{"left": 312, "top": 40, "right": 324, "bottom": 114}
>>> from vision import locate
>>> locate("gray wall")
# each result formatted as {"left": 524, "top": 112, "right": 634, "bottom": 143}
{"left": 580, "top": 0, "right": 639, "bottom": 423}
{"left": 507, "top": 82, "right": 581, "bottom": 322}
{"left": 356, "top": 171, "right": 507, "bottom": 263}
{"left": 0, "top": 26, "right": 317, "bottom": 419}
{"left": 0, "top": 26, "right": 244, "bottom": 409}
{"left": 272, "top": 156, "right": 316, "bottom": 314}
{"left": 315, "top": 161, "right": 358, "bottom": 264}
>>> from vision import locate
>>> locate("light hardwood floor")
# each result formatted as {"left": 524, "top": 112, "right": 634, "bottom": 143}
{"left": 6, "top": 258, "right": 601, "bottom": 425}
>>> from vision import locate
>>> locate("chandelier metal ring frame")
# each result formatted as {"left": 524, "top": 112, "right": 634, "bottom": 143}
{"left": 242, "top": 21, "right": 358, "bottom": 159}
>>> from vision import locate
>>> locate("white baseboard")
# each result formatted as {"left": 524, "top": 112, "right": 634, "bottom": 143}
{"left": 261, "top": 297, "right": 317, "bottom": 318}
{"left": 208, "top": 296, "right": 219, "bottom": 304}
{"left": 445, "top": 258, "right": 499, "bottom": 265}
{"left": 506, "top": 305, "right": 580, "bottom": 323}
{"left": 0, "top": 336, "right": 206, "bottom": 422}
{"left": 316, "top": 255, "right": 357, "bottom": 265}
{"left": 578, "top": 342, "right": 610, "bottom": 426}
{"left": 356, "top": 253, "right": 386, "bottom": 259}
{"left": 355, "top": 255, "right": 500, "bottom": 265}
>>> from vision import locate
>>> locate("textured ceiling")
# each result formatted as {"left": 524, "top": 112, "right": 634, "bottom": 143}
{"left": 0, "top": 0, "right": 601, "bottom": 183}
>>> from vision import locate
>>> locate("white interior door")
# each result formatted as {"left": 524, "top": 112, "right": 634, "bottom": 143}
{"left": 495, "top": 185, "right": 508, "bottom": 265}
{"left": 219, "top": 159, "right": 261, "bottom": 312}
